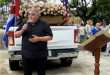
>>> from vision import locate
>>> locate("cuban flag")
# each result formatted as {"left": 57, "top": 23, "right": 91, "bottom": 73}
{"left": 2, "top": 0, "right": 20, "bottom": 49}
{"left": 60, "top": 0, "right": 69, "bottom": 25}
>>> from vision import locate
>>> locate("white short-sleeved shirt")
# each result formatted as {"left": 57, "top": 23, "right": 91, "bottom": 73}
{"left": 79, "top": 27, "right": 85, "bottom": 35}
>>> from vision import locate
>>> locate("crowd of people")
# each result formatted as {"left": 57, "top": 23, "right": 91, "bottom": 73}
{"left": 68, "top": 19, "right": 110, "bottom": 56}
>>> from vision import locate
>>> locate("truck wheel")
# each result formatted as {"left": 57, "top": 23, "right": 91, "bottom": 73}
{"left": 60, "top": 58, "right": 73, "bottom": 66}
{"left": 9, "top": 59, "right": 20, "bottom": 70}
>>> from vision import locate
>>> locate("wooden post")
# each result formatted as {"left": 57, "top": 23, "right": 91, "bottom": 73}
{"left": 94, "top": 48, "right": 100, "bottom": 75}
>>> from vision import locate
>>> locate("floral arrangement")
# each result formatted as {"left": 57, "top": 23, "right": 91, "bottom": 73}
{"left": 19, "top": 2, "right": 67, "bottom": 19}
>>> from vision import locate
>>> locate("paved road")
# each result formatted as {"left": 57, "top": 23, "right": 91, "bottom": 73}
{"left": 0, "top": 50, "right": 110, "bottom": 75}
{"left": 0, "top": 29, "right": 5, "bottom": 50}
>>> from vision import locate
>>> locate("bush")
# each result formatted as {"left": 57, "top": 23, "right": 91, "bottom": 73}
{"left": 0, "top": 25, "right": 3, "bottom": 29}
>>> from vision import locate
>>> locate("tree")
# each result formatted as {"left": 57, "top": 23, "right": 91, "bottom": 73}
{"left": 89, "top": 0, "right": 110, "bottom": 24}
{"left": 68, "top": 0, "right": 103, "bottom": 25}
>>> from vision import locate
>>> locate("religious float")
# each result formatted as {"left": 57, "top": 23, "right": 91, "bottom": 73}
{"left": 19, "top": 2, "right": 67, "bottom": 24}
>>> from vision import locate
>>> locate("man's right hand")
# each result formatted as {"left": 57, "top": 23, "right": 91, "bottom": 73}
{"left": 15, "top": 24, "right": 28, "bottom": 38}
{"left": 22, "top": 24, "right": 28, "bottom": 31}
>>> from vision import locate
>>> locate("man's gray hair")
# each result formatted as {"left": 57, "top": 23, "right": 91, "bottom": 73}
{"left": 28, "top": 8, "right": 39, "bottom": 15}
{"left": 95, "top": 23, "right": 100, "bottom": 26}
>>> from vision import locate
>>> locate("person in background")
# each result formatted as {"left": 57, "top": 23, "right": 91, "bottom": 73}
{"left": 86, "top": 20, "right": 94, "bottom": 53}
{"left": 74, "top": 20, "right": 78, "bottom": 26}
{"left": 77, "top": 19, "right": 82, "bottom": 28}
{"left": 85, "top": 20, "right": 90, "bottom": 39}
{"left": 67, "top": 22, "right": 71, "bottom": 25}
{"left": 99, "top": 21, "right": 102, "bottom": 27}
{"left": 70, "top": 21, "right": 74, "bottom": 25}
{"left": 87, "top": 20, "right": 94, "bottom": 39}
{"left": 77, "top": 19, "right": 83, "bottom": 43}
{"left": 101, "top": 21, "right": 109, "bottom": 52}
{"left": 79, "top": 23, "right": 85, "bottom": 44}
{"left": 109, "top": 21, "right": 110, "bottom": 28}
{"left": 105, "top": 42, "right": 110, "bottom": 56}
{"left": 91, "top": 23, "right": 101, "bottom": 56}
{"left": 105, "top": 29, "right": 110, "bottom": 56}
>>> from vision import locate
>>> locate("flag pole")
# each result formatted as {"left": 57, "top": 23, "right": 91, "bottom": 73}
{"left": 15, "top": 0, "right": 16, "bottom": 26}
{"left": 67, "top": 0, "right": 69, "bottom": 25}
{"left": 67, "top": 14, "right": 68, "bottom": 25}
{"left": 15, "top": 17, "right": 16, "bottom": 26}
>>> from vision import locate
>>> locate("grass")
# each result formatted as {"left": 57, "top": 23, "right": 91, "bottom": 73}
{"left": 0, "top": 25, "right": 3, "bottom": 29}
{"left": 83, "top": 35, "right": 87, "bottom": 42}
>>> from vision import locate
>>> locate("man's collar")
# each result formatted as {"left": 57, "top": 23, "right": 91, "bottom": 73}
{"left": 31, "top": 24, "right": 35, "bottom": 25}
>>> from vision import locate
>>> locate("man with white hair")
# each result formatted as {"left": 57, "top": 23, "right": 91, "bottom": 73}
{"left": 15, "top": 8, "right": 53, "bottom": 75}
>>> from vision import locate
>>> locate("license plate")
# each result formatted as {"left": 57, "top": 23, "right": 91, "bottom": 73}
{"left": 48, "top": 50, "right": 52, "bottom": 56}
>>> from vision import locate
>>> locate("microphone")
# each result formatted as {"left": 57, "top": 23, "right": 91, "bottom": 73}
{"left": 26, "top": 20, "right": 30, "bottom": 25}
{"left": 22, "top": 20, "right": 30, "bottom": 32}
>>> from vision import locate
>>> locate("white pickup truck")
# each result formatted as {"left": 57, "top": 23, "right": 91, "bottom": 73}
{"left": 8, "top": 24, "right": 79, "bottom": 70}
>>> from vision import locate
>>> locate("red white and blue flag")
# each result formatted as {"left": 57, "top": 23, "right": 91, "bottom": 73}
{"left": 3, "top": 0, "right": 20, "bottom": 49}
{"left": 60, "top": 0, "right": 69, "bottom": 25}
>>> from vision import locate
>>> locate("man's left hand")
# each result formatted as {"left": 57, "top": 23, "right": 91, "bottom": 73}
{"left": 29, "top": 35, "right": 40, "bottom": 43}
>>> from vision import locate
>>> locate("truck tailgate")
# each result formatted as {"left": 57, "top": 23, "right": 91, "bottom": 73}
{"left": 13, "top": 26, "right": 78, "bottom": 51}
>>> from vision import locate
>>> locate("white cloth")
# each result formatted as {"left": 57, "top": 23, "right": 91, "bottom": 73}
{"left": 87, "top": 25, "right": 94, "bottom": 38}
{"left": 79, "top": 27, "right": 85, "bottom": 35}
{"left": 85, "top": 24, "right": 89, "bottom": 32}
{"left": 106, "top": 42, "right": 110, "bottom": 55}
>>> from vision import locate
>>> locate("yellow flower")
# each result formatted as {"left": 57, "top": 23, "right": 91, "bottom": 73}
{"left": 42, "top": 3, "right": 44, "bottom": 5}
{"left": 44, "top": 12, "right": 47, "bottom": 15}
{"left": 38, "top": 3, "right": 41, "bottom": 7}
{"left": 26, "top": 3, "right": 29, "bottom": 5}
{"left": 41, "top": 10, "right": 43, "bottom": 12}
{"left": 20, "top": 13, "right": 22, "bottom": 16}
{"left": 47, "top": 6, "right": 50, "bottom": 8}
{"left": 24, "top": 8, "right": 26, "bottom": 11}
{"left": 20, "top": 5, "right": 22, "bottom": 9}
{"left": 51, "top": 5, "right": 53, "bottom": 8}
{"left": 39, "top": 11, "right": 41, "bottom": 14}
{"left": 28, "top": 4, "right": 31, "bottom": 7}
{"left": 63, "top": 14, "right": 66, "bottom": 16}
{"left": 60, "top": 5, "right": 63, "bottom": 7}
{"left": 58, "top": 7, "right": 61, "bottom": 9}
{"left": 32, "top": 7, "right": 34, "bottom": 8}
{"left": 58, "top": 11, "right": 60, "bottom": 13}
{"left": 51, "top": 8, "right": 54, "bottom": 11}
{"left": 61, "top": 10, "right": 63, "bottom": 12}
{"left": 37, "top": 7, "right": 40, "bottom": 10}
{"left": 47, "top": 11, "right": 50, "bottom": 14}
{"left": 25, "top": 11, "right": 28, "bottom": 14}
{"left": 29, "top": 2, "right": 32, "bottom": 4}
{"left": 64, "top": 12, "right": 67, "bottom": 14}
{"left": 63, "top": 7, "right": 66, "bottom": 10}
{"left": 41, "top": 5, "right": 43, "bottom": 7}
{"left": 33, "top": 3, "right": 36, "bottom": 5}
{"left": 39, "top": 14, "right": 41, "bottom": 16}
{"left": 55, "top": 7, "right": 58, "bottom": 11}
{"left": 43, "top": 9, "right": 46, "bottom": 11}
{"left": 24, "top": 14, "right": 27, "bottom": 17}
{"left": 47, "top": 9, "right": 50, "bottom": 12}
{"left": 51, "top": 12, "right": 53, "bottom": 14}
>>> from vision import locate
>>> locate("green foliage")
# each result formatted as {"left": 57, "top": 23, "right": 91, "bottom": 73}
{"left": 69, "top": 0, "right": 81, "bottom": 6}
{"left": 0, "top": 25, "right": 3, "bottom": 29}
{"left": 0, "top": 0, "right": 11, "bottom": 7}
{"left": 89, "top": 0, "right": 110, "bottom": 23}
